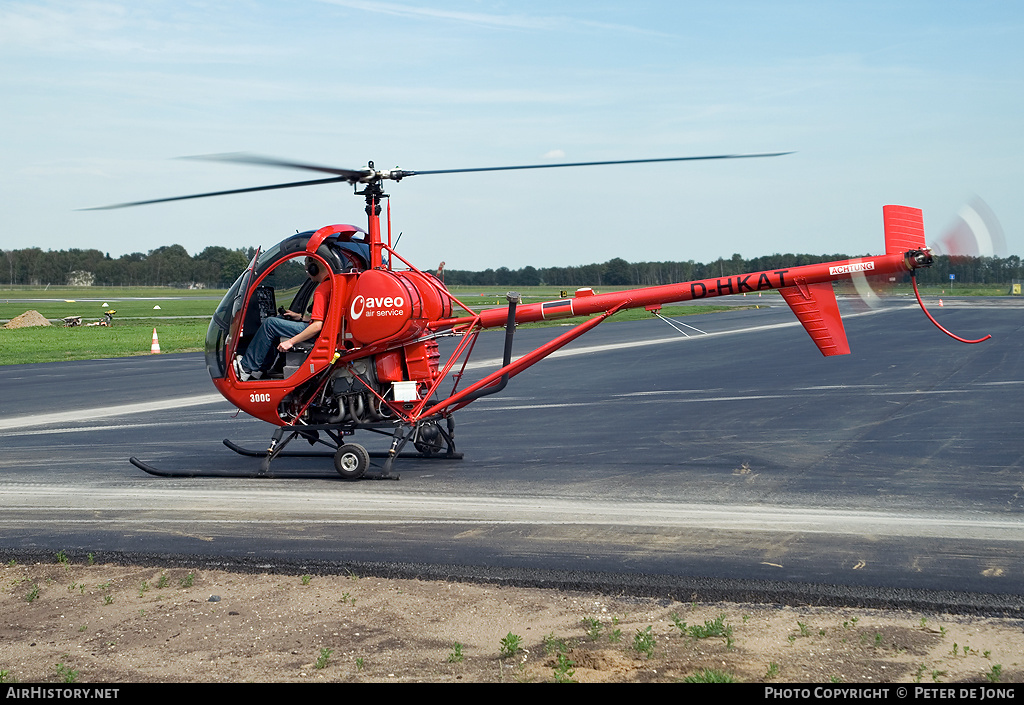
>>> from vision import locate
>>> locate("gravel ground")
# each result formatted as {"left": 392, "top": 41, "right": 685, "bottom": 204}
{"left": 2, "top": 560, "right": 1023, "bottom": 684}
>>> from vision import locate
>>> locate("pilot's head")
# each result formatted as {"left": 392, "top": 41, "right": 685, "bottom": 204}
{"left": 304, "top": 257, "right": 328, "bottom": 281}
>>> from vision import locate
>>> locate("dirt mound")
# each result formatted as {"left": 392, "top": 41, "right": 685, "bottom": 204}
{"left": 2, "top": 310, "right": 52, "bottom": 329}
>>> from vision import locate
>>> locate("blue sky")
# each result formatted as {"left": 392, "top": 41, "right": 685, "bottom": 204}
{"left": 1, "top": 1, "right": 1020, "bottom": 270}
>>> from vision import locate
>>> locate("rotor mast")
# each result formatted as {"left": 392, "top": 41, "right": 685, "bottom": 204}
{"left": 356, "top": 161, "right": 388, "bottom": 270}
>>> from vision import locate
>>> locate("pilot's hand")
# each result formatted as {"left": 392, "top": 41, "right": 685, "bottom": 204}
{"left": 277, "top": 339, "right": 294, "bottom": 352}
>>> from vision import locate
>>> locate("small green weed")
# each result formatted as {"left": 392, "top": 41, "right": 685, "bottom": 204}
{"left": 688, "top": 614, "right": 733, "bottom": 642}
{"left": 447, "top": 643, "right": 464, "bottom": 663}
{"left": 582, "top": 617, "right": 602, "bottom": 640}
{"left": 315, "top": 647, "right": 333, "bottom": 669}
{"left": 55, "top": 663, "right": 78, "bottom": 684}
{"left": 499, "top": 632, "right": 523, "bottom": 659}
{"left": 632, "top": 626, "right": 655, "bottom": 659}
{"left": 301, "top": 574, "right": 312, "bottom": 585}
{"left": 179, "top": 573, "right": 194, "bottom": 588}
{"left": 24, "top": 584, "right": 40, "bottom": 603}
{"left": 765, "top": 662, "right": 780, "bottom": 679}
{"left": 543, "top": 633, "right": 567, "bottom": 655}
{"left": 985, "top": 664, "right": 1002, "bottom": 683}
{"left": 552, "top": 652, "right": 576, "bottom": 683}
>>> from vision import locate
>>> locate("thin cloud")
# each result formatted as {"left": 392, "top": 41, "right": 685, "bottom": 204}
{"left": 0, "top": 1, "right": 283, "bottom": 61}
{"left": 315, "top": 0, "right": 553, "bottom": 29}
{"left": 315, "top": 0, "right": 674, "bottom": 37}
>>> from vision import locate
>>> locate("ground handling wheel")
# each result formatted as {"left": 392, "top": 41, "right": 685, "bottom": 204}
{"left": 334, "top": 443, "right": 370, "bottom": 480}
{"left": 413, "top": 421, "right": 444, "bottom": 456}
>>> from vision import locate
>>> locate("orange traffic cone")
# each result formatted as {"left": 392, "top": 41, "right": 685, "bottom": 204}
{"left": 150, "top": 328, "right": 161, "bottom": 354}
{"left": 938, "top": 299, "right": 944, "bottom": 307}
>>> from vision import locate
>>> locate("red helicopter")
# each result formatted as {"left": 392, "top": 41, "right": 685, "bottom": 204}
{"left": 99, "top": 152, "right": 987, "bottom": 480}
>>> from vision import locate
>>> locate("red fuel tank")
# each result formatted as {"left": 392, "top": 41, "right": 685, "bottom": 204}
{"left": 347, "top": 270, "right": 414, "bottom": 345}
{"left": 345, "top": 269, "right": 454, "bottom": 348}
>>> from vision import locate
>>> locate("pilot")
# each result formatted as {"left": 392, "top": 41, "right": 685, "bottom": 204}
{"left": 233, "top": 258, "right": 332, "bottom": 381}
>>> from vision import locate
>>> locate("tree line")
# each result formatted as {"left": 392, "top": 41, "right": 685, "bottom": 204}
{"left": 2, "top": 245, "right": 1022, "bottom": 289}
{"left": 2, "top": 245, "right": 256, "bottom": 288}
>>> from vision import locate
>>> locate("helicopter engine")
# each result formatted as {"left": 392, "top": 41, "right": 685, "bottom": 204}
{"left": 281, "top": 339, "right": 442, "bottom": 426}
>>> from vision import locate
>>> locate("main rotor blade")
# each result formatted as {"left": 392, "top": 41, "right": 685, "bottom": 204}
{"left": 79, "top": 176, "right": 350, "bottom": 210}
{"left": 183, "top": 153, "right": 370, "bottom": 181}
{"left": 402, "top": 152, "right": 794, "bottom": 177}
{"left": 81, "top": 150, "right": 794, "bottom": 210}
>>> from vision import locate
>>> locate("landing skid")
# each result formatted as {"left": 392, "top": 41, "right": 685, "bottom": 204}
{"left": 129, "top": 456, "right": 300, "bottom": 479}
{"left": 128, "top": 454, "right": 403, "bottom": 480}
{"left": 129, "top": 424, "right": 463, "bottom": 480}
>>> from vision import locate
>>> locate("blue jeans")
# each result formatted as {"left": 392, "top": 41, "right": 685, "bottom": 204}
{"left": 240, "top": 316, "right": 309, "bottom": 372}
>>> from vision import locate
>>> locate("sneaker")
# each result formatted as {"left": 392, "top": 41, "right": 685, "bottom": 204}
{"left": 234, "top": 356, "right": 264, "bottom": 380}
{"left": 233, "top": 356, "right": 256, "bottom": 381}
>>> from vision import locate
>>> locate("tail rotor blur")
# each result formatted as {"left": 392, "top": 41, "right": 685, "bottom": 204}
{"left": 930, "top": 197, "right": 1006, "bottom": 258}
{"left": 847, "top": 198, "right": 1005, "bottom": 311}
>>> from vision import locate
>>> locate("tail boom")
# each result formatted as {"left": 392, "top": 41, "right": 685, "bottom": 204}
{"left": 430, "top": 205, "right": 933, "bottom": 357}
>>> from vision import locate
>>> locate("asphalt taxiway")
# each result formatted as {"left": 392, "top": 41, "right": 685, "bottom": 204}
{"left": 1, "top": 297, "right": 1022, "bottom": 612}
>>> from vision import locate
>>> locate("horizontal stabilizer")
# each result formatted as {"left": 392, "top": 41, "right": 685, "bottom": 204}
{"left": 779, "top": 280, "right": 851, "bottom": 357}
{"left": 884, "top": 205, "right": 926, "bottom": 255}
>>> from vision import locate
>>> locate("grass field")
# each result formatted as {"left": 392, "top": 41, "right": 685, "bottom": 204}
{"left": 1, "top": 283, "right": 1014, "bottom": 365}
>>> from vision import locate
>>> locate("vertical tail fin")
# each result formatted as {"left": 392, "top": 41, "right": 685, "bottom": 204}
{"left": 884, "top": 205, "right": 925, "bottom": 255}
